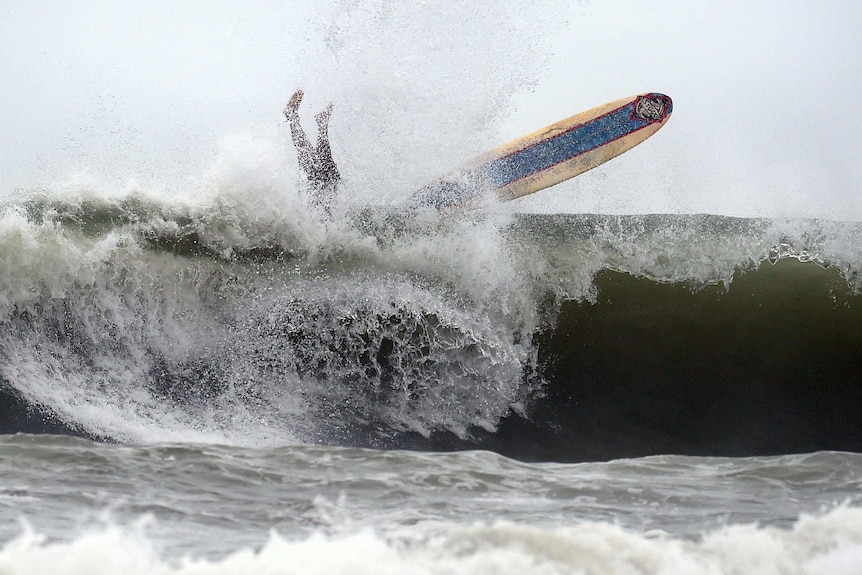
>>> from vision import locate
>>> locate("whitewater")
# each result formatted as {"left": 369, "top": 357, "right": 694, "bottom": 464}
{"left": 2, "top": 2, "right": 862, "bottom": 574}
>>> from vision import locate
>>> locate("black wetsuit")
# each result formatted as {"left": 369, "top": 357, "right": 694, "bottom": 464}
{"left": 289, "top": 114, "right": 340, "bottom": 211}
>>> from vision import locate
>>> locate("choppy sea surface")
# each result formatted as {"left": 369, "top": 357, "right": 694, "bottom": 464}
{"left": 1, "top": 186, "right": 861, "bottom": 573}
{"left": 2, "top": 435, "right": 862, "bottom": 574}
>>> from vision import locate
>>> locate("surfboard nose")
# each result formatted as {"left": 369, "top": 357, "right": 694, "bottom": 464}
{"left": 655, "top": 93, "right": 673, "bottom": 117}
{"left": 634, "top": 93, "right": 672, "bottom": 123}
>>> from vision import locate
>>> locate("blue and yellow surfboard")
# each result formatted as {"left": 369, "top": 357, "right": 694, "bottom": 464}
{"left": 414, "top": 93, "right": 673, "bottom": 209}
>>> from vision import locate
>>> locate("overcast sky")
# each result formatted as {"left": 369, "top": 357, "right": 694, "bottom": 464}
{"left": 2, "top": 1, "right": 860, "bottom": 219}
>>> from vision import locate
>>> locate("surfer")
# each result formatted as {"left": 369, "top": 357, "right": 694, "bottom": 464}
{"left": 283, "top": 89, "right": 340, "bottom": 213}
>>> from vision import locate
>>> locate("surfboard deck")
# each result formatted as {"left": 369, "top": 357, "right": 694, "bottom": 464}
{"left": 413, "top": 93, "right": 673, "bottom": 210}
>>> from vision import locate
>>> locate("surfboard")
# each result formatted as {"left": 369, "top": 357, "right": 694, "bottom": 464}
{"left": 413, "top": 93, "right": 673, "bottom": 210}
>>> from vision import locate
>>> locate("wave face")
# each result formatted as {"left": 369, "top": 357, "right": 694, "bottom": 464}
{"left": 1, "top": 187, "right": 861, "bottom": 460}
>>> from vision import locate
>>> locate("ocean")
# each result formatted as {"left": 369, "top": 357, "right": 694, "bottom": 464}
{"left": 1, "top": 186, "right": 861, "bottom": 573}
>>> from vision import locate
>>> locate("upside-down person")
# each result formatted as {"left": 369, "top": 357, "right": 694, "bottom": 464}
{"left": 283, "top": 89, "right": 340, "bottom": 214}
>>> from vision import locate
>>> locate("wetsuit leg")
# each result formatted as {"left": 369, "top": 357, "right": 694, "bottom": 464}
{"left": 314, "top": 111, "right": 340, "bottom": 184}
{"left": 289, "top": 117, "right": 316, "bottom": 174}
{"left": 284, "top": 90, "right": 316, "bottom": 174}
{"left": 284, "top": 92, "right": 340, "bottom": 215}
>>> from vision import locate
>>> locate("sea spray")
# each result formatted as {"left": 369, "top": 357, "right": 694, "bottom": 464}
{"left": 310, "top": 0, "right": 563, "bottom": 203}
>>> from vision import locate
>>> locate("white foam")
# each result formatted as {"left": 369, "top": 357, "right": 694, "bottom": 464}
{"left": 3, "top": 507, "right": 862, "bottom": 575}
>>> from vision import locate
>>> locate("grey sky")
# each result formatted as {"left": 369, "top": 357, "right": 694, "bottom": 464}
{"left": 1, "top": 1, "right": 860, "bottom": 218}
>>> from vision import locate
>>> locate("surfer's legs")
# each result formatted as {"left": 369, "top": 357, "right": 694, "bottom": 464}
{"left": 283, "top": 89, "right": 302, "bottom": 120}
{"left": 314, "top": 103, "right": 340, "bottom": 185}
{"left": 284, "top": 90, "right": 340, "bottom": 215}
{"left": 289, "top": 118, "right": 314, "bottom": 156}
{"left": 311, "top": 105, "right": 338, "bottom": 216}
{"left": 285, "top": 90, "right": 315, "bottom": 171}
